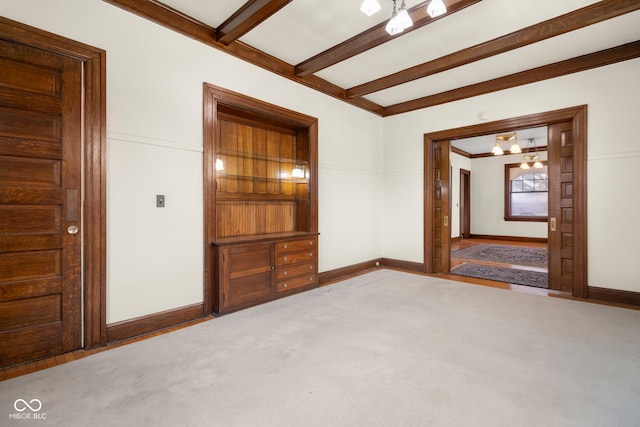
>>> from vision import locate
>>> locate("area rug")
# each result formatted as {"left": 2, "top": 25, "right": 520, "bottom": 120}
{"left": 451, "top": 262, "right": 548, "bottom": 288}
{"left": 452, "top": 243, "right": 548, "bottom": 268}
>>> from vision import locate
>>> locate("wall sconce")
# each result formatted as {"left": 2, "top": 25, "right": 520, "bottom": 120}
{"left": 292, "top": 164, "right": 305, "bottom": 179}
{"left": 215, "top": 155, "right": 224, "bottom": 171}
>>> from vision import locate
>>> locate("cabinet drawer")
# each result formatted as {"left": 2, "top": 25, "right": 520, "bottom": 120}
{"left": 276, "top": 262, "right": 315, "bottom": 280}
{"left": 276, "top": 274, "right": 317, "bottom": 292}
{"left": 276, "top": 238, "right": 316, "bottom": 253}
{"left": 276, "top": 250, "right": 316, "bottom": 266}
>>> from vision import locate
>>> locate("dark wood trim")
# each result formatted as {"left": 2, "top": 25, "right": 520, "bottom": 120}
{"left": 318, "top": 259, "right": 381, "bottom": 285}
{"left": 101, "top": 0, "right": 384, "bottom": 115}
{"left": 348, "top": 0, "right": 640, "bottom": 99}
{"left": 425, "top": 105, "right": 587, "bottom": 298}
{"left": 589, "top": 287, "right": 640, "bottom": 308}
{"left": 469, "top": 234, "right": 548, "bottom": 244}
{"left": 318, "top": 258, "right": 424, "bottom": 286}
{"left": 0, "top": 17, "right": 108, "bottom": 349}
{"left": 217, "top": 0, "right": 293, "bottom": 45}
{"left": 454, "top": 145, "right": 548, "bottom": 159}
{"left": 384, "top": 41, "right": 640, "bottom": 116}
{"left": 381, "top": 258, "right": 425, "bottom": 273}
{"left": 451, "top": 146, "right": 471, "bottom": 158}
{"left": 106, "top": 303, "right": 205, "bottom": 343}
{"left": 294, "top": 0, "right": 480, "bottom": 77}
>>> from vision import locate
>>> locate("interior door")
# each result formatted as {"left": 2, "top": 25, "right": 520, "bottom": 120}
{"left": 0, "top": 39, "right": 83, "bottom": 367}
{"left": 547, "top": 121, "right": 574, "bottom": 292}
{"left": 432, "top": 140, "right": 451, "bottom": 273}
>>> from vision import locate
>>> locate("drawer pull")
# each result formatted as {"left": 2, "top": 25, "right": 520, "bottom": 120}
{"left": 283, "top": 271, "right": 288, "bottom": 276}
{"left": 284, "top": 256, "right": 288, "bottom": 261}
{"left": 309, "top": 241, "right": 313, "bottom": 246}
{"left": 283, "top": 283, "right": 288, "bottom": 288}
{"left": 309, "top": 252, "right": 313, "bottom": 257}
{"left": 309, "top": 265, "right": 313, "bottom": 270}
{"left": 283, "top": 244, "right": 288, "bottom": 249}
{"left": 309, "top": 277, "right": 313, "bottom": 281}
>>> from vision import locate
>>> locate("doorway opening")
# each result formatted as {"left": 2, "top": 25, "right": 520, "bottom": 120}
{"left": 449, "top": 127, "right": 549, "bottom": 288}
{"left": 424, "top": 106, "right": 588, "bottom": 297}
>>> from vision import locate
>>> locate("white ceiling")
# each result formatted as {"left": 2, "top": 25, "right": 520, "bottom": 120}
{"left": 153, "top": 0, "right": 640, "bottom": 112}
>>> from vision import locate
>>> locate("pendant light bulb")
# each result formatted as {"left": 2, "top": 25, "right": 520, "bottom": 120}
{"left": 491, "top": 142, "right": 504, "bottom": 156}
{"left": 360, "top": 0, "right": 381, "bottom": 16}
{"left": 509, "top": 141, "right": 522, "bottom": 154}
{"left": 427, "top": 0, "right": 447, "bottom": 18}
{"left": 397, "top": 1, "right": 413, "bottom": 30}
{"left": 385, "top": 9, "right": 404, "bottom": 35}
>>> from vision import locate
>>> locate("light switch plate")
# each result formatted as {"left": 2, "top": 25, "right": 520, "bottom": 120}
{"left": 156, "top": 195, "right": 165, "bottom": 207}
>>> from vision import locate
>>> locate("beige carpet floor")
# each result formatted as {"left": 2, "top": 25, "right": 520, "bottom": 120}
{"left": 2, "top": 269, "right": 639, "bottom": 426}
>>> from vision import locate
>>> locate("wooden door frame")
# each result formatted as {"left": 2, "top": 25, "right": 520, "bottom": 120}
{"left": 460, "top": 168, "right": 471, "bottom": 239}
{"left": 424, "top": 105, "right": 588, "bottom": 297}
{"left": 0, "top": 17, "right": 108, "bottom": 348}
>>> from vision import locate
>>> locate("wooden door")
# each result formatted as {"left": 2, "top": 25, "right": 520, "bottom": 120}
{"left": 460, "top": 169, "right": 471, "bottom": 239}
{"left": 0, "top": 39, "right": 83, "bottom": 366}
{"left": 547, "top": 121, "right": 574, "bottom": 293}
{"left": 432, "top": 140, "right": 451, "bottom": 273}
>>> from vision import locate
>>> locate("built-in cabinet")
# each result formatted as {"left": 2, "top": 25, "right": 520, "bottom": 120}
{"left": 204, "top": 84, "right": 318, "bottom": 314}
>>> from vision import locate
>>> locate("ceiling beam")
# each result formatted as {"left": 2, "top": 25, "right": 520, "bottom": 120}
{"left": 102, "top": 0, "right": 385, "bottom": 115}
{"left": 382, "top": 40, "right": 640, "bottom": 116}
{"left": 348, "top": 0, "right": 640, "bottom": 98}
{"left": 217, "top": 0, "right": 293, "bottom": 45}
{"left": 294, "top": 0, "right": 481, "bottom": 77}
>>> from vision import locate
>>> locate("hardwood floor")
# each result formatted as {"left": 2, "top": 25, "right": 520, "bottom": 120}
{"left": 450, "top": 237, "right": 548, "bottom": 273}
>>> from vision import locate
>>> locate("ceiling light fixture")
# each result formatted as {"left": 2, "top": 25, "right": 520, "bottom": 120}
{"left": 520, "top": 138, "right": 543, "bottom": 169}
{"left": 491, "top": 142, "right": 504, "bottom": 156}
{"left": 493, "top": 132, "right": 520, "bottom": 156}
{"left": 360, "top": 0, "right": 447, "bottom": 35}
{"left": 360, "top": 0, "right": 382, "bottom": 16}
{"left": 427, "top": 0, "right": 447, "bottom": 18}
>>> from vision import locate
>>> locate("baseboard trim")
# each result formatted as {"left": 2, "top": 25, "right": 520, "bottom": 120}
{"left": 318, "top": 257, "right": 426, "bottom": 286}
{"left": 470, "top": 234, "right": 548, "bottom": 244}
{"left": 381, "top": 258, "right": 424, "bottom": 273}
{"left": 588, "top": 286, "right": 640, "bottom": 308}
{"left": 107, "top": 303, "right": 205, "bottom": 343}
{"left": 319, "top": 259, "right": 381, "bottom": 285}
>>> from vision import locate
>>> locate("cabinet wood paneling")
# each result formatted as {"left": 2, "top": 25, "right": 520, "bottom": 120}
{"left": 205, "top": 84, "right": 318, "bottom": 314}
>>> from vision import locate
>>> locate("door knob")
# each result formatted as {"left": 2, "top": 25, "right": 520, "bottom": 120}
{"left": 67, "top": 225, "right": 79, "bottom": 235}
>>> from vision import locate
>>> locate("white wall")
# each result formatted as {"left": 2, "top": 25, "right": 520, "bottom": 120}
{"left": 1, "top": 0, "right": 383, "bottom": 323}
{"left": 383, "top": 58, "right": 640, "bottom": 292}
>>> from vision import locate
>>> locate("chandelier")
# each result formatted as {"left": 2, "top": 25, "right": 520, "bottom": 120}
{"left": 520, "top": 138, "right": 543, "bottom": 169}
{"left": 360, "top": 0, "right": 448, "bottom": 35}
{"left": 491, "top": 132, "right": 521, "bottom": 156}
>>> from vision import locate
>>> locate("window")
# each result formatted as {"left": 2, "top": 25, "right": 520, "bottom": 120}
{"left": 504, "top": 162, "right": 548, "bottom": 221}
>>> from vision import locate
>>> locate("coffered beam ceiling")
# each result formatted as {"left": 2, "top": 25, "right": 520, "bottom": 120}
{"left": 103, "top": 0, "right": 640, "bottom": 117}
{"left": 384, "top": 40, "right": 640, "bottom": 115}
{"left": 347, "top": 0, "right": 640, "bottom": 98}
{"left": 216, "top": 0, "right": 293, "bottom": 45}
{"left": 294, "top": 0, "right": 481, "bottom": 77}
